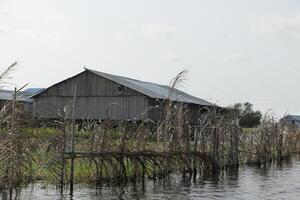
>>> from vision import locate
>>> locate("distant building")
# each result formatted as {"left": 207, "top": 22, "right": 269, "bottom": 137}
{"left": 0, "top": 88, "right": 44, "bottom": 112}
{"left": 32, "top": 68, "right": 217, "bottom": 124}
{"left": 283, "top": 115, "right": 300, "bottom": 127}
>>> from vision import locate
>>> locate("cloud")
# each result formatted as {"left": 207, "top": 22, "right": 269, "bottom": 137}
{"left": 142, "top": 24, "right": 176, "bottom": 38}
{"left": 0, "top": 25, "right": 71, "bottom": 43}
{"left": 17, "top": 28, "right": 72, "bottom": 43}
{"left": 0, "top": 12, "right": 71, "bottom": 42}
{"left": 40, "top": 13, "right": 69, "bottom": 25}
{"left": 0, "top": 5, "right": 10, "bottom": 15}
{"left": 0, "top": 24, "right": 11, "bottom": 34}
{"left": 161, "top": 53, "right": 182, "bottom": 63}
{"left": 219, "top": 53, "right": 251, "bottom": 63}
{"left": 253, "top": 13, "right": 300, "bottom": 41}
{"left": 113, "top": 33, "right": 132, "bottom": 41}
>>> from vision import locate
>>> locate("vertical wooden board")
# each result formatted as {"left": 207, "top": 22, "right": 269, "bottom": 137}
{"left": 124, "top": 97, "right": 128, "bottom": 119}
{"left": 34, "top": 95, "right": 149, "bottom": 120}
{"left": 87, "top": 72, "right": 94, "bottom": 96}
{"left": 143, "top": 97, "right": 148, "bottom": 119}
{"left": 75, "top": 97, "right": 82, "bottom": 119}
{"left": 33, "top": 70, "right": 153, "bottom": 120}
{"left": 87, "top": 97, "right": 93, "bottom": 119}
{"left": 37, "top": 70, "right": 146, "bottom": 97}
{"left": 128, "top": 96, "right": 133, "bottom": 119}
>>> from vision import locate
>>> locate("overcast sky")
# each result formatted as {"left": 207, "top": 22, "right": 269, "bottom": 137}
{"left": 0, "top": 0, "right": 300, "bottom": 116}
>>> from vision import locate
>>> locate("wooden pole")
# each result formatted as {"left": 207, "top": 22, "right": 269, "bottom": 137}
{"left": 233, "top": 126, "right": 239, "bottom": 167}
{"left": 59, "top": 134, "right": 66, "bottom": 194}
{"left": 9, "top": 87, "right": 16, "bottom": 200}
{"left": 193, "top": 126, "right": 199, "bottom": 176}
{"left": 212, "top": 121, "right": 219, "bottom": 171}
{"left": 8, "top": 85, "right": 28, "bottom": 199}
{"left": 70, "top": 83, "right": 77, "bottom": 195}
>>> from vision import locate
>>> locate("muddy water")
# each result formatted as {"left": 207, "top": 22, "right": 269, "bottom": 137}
{"left": 4, "top": 157, "right": 300, "bottom": 200}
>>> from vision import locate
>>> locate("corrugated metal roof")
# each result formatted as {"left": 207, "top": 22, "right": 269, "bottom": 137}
{"left": 0, "top": 88, "right": 44, "bottom": 102}
{"left": 24, "top": 88, "right": 45, "bottom": 94}
{"left": 86, "top": 68, "right": 215, "bottom": 106}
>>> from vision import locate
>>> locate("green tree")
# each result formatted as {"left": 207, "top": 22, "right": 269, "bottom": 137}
{"left": 226, "top": 102, "right": 262, "bottom": 128}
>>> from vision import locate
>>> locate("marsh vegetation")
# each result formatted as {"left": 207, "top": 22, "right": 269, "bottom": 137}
{"left": 0, "top": 64, "right": 299, "bottom": 199}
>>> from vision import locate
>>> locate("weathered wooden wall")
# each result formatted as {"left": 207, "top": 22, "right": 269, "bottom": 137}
{"left": 33, "top": 71, "right": 149, "bottom": 120}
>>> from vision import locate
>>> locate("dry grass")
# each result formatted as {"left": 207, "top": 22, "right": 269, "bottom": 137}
{"left": 0, "top": 68, "right": 300, "bottom": 197}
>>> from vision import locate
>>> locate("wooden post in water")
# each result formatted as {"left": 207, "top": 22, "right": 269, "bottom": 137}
{"left": 212, "top": 119, "right": 219, "bottom": 171}
{"left": 70, "top": 83, "right": 77, "bottom": 195}
{"left": 233, "top": 120, "right": 239, "bottom": 168}
{"left": 277, "top": 123, "right": 283, "bottom": 162}
{"left": 60, "top": 141, "right": 66, "bottom": 194}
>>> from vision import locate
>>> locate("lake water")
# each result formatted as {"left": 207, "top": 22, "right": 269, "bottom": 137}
{"left": 4, "top": 157, "right": 300, "bottom": 200}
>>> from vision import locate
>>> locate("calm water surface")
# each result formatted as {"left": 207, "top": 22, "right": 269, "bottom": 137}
{"left": 8, "top": 157, "right": 300, "bottom": 200}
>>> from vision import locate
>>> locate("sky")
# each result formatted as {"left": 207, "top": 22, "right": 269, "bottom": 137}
{"left": 0, "top": 0, "right": 300, "bottom": 116}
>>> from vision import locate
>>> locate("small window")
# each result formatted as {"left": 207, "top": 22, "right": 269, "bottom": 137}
{"left": 117, "top": 85, "right": 124, "bottom": 95}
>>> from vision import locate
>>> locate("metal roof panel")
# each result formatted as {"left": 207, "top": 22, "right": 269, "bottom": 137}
{"left": 86, "top": 68, "right": 215, "bottom": 106}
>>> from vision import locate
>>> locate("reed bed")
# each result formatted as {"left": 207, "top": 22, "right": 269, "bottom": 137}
{"left": 0, "top": 65, "right": 299, "bottom": 198}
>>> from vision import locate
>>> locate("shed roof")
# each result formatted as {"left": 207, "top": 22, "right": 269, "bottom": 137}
{"left": 32, "top": 68, "right": 216, "bottom": 106}
{"left": 86, "top": 68, "right": 214, "bottom": 106}
{"left": 0, "top": 88, "right": 44, "bottom": 102}
{"left": 285, "top": 115, "right": 300, "bottom": 126}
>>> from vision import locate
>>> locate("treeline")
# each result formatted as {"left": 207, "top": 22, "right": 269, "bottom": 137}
{"left": 226, "top": 102, "right": 262, "bottom": 128}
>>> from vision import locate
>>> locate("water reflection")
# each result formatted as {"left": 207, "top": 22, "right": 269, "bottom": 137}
{"left": 2, "top": 157, "right": 300, "bottom": 199}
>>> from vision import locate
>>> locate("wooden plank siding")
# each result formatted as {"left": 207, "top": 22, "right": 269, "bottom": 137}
{"left": 33, "top": 71, "right": 149, "bottom": 120}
